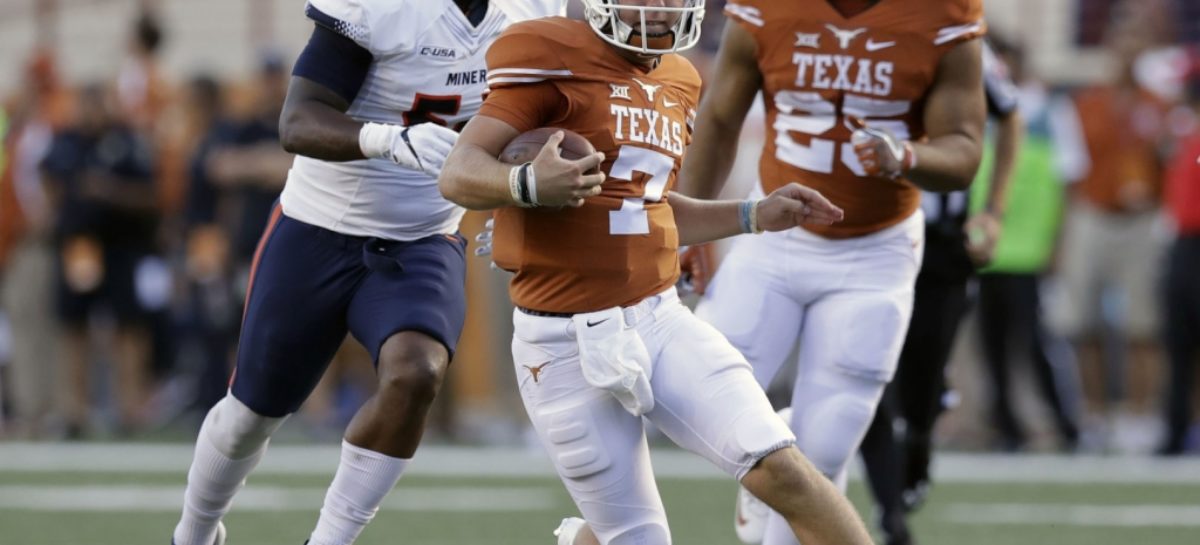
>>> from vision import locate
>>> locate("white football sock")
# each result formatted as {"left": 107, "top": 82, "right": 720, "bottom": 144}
{"left": 173, "top": 403, "right": 277, "bottom": 544}
{"left": 307, "top": 440, "right": 410, "bottom": 545}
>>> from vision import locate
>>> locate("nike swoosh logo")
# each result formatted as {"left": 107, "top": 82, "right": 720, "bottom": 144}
{"left": 663, "top": 99, "right": 679, "bottom": 108}
{"left": 586, "top": 318, "right": 610, "bottom": 327}
{"left": 865, "top": 39, "right": 896, "bottom": 52}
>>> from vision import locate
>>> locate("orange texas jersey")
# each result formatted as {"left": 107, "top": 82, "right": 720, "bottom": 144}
{"left": 726, "top": 0, "right": 986, "bottom": 238}
{"left": 479, "top": 17, "right": 701, "bottom": 314}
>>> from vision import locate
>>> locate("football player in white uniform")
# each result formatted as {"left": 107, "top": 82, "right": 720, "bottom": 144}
{"left": 170, "top": 1, "right": 565, "bottom": 544}
{"left": 680, "top": 1, "right": 987, "bottom": 544}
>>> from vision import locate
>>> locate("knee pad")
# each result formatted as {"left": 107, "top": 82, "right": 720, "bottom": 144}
{"left": 536, "top": 400, "right": 617, "bottom": 492}
{"left": 604, "top": 521, "right": 671, "bottom": 545}
{"left": 203, "top": 394, "right": 289, "bottom": 459}
{"left": 792, "top": 368, "right": 887, "bottom": 479}
{"left": 833, "top": 293, "right": 910, "bottom": 382}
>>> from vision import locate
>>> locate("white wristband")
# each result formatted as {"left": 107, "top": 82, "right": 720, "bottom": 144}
{"left": 509, "top": 165, "right": 525, "bottom": 206}
{"left": 524, "top": 164, "right": 539, "bottom": 206}
{"left": 358, "top": 122, "right": 399, "bottom": 160}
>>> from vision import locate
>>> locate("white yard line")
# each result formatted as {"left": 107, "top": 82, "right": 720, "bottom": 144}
{"left": 1, "top": 443, "right": 1200, "bottom": 484}
{"left": 944, "top": 503, "right": 1200, "bottom": 527}
{"left": 0, "top": 484, "right": 556, "bottom": 512}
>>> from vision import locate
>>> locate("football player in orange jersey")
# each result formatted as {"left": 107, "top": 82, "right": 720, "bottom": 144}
{"left": 677, "top": 1, "right": 987, "bottom": 544}
{"left": 439, "top": 2, "right": 875, "bottom": 544}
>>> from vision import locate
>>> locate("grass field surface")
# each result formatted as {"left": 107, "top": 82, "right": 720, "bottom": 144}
{"left": 1, "top": 443, "right": 1197, "bottom": 545}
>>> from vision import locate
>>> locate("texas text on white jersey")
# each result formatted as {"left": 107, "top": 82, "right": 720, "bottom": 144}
{"left": 281, "top": 0, "right": 566, "bottom": 241}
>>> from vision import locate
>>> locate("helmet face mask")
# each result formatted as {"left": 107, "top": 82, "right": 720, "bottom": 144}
{"left": 580, "top": 0, "right": 706, "bottom": 56}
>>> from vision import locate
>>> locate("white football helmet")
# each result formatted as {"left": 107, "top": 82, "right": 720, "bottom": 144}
{"left": 580, "top": 0, "right": 705, "bottom": 55}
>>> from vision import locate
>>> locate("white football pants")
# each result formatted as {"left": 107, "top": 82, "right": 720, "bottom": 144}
{"left": 696, "top": 210, "right": 925, "bottom": 545}
{"left": 513, "top": 287, "right": 795, "bottom": 545}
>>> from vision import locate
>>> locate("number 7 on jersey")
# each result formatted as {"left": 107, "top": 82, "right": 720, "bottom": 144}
{"left": 608, "top": 145, "right": 675, "bottom": 235}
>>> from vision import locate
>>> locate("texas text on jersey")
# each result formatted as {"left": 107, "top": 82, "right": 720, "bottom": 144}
{"left": 480, "top": 17, "right": 702, "bottom": 313}
{"left": 726, "top": 0, "right": 985, "bottom": 238}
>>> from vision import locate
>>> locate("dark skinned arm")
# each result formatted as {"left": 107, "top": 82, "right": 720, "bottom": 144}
{"left": 904, "top": 38, "right": 987, "bottom": 192}
{"left": 965, "top": 106, "right": 1024, "bottom": 266}
{"left": 278, "top": 75, "right": 366, "bottom": 161}
{"left": 676, "top": 20, "right": 762, "bottom": 200}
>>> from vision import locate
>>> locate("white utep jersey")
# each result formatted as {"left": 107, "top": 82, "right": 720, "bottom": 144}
{"left": 281, "top": 0, "right": 567, "bottom": 240}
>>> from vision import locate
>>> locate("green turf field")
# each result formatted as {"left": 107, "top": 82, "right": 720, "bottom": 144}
{"left": 1, "top": 444, "right": 1197, "bottom": 545}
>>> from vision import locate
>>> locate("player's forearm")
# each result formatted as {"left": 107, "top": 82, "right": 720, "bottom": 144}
{"left": 906, "top": 132, "right": 982, "bottom": 192}
{"left": 789, "top": 471, "right": 877, "bottom": 545}
{"left": 985, "top": 110, "right": 1024, "bottom": 214}
{"left": 278, "top": 100, "right": 367, "bottom": 162}
{"left": 678, "top": 19, "right": 761, "bottom": 200}
{"left": 678, "top": 114, "right": 743, "bottom": 200}
{"left": 672, "top": 194, "right": 748, "bottom": 245}
{"left": 439, "top": 143, "right": 519, "bottom": 210}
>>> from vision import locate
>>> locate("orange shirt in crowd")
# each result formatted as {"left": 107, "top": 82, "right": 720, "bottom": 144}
{"left": 1071, "top": 87, "right": 1167, "bottom": 213}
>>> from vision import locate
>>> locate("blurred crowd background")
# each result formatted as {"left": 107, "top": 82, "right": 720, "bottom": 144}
{"left": 0, "top": 0, "right": 1199, "bottom": 458}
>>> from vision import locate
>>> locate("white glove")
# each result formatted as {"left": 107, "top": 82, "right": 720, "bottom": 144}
{"left": 849, "top": 117, "right": 914, "bottom": 179}
{"left": 473, "top": 217, "right": 501, "bottom": 271}
{"left": 359, "top": 121, "right": 459, "bottom": 177}
{"left": 474, "top": 217, "right": 494, "bottom": 257}
{"left": 573, "top": 307, "right": 654, "bottom": 416}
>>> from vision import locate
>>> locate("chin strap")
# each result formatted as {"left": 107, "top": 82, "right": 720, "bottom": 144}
{"left": 627, "top": 31, "right": 677, "bottom": 53}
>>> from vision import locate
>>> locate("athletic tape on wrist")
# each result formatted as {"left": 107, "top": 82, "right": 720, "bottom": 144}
{"left": 358, "top": 122, "right": 394, "bottom": 160}
{"left": 509, "top": 165, "right": 526, "bottom": 206}
{"left": 523, "top": 163, "right": 539, "bottom": 206}
{"left": 738, "top": 200, "right": 754, "bottom": 234}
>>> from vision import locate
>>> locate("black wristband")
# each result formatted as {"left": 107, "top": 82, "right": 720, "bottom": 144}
{"left": 517, "top": 163, "right": 533, "bottom": 205}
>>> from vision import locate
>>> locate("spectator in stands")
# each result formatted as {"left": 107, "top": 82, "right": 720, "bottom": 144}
{"left": 207, "top": 52, "right": 291, "bottom": 280}
{"left": 1158, "top": 62, "right": 1200, "bottom": 456}
{"left": 117, "top": 11, "right": 169, "bottom": 135}
{"left": 119, "top": 11, "right": 178, "bottom": 386}
{"left": 177, "top": 54, "right": 292, "bottom": 417}
{"left": 975, "top": 40, "right": 1084, "bottom": 453}
{"left": 0, "top": 51, "right": 71, "bottom": 438}
{"left": 1050, "top": 0, "right": 1172, "bottom": 444}
{"left": 177, "top": 74, "right": 241, "bottom": 415}
{"left": 42, "top": 83, "right": 159, "bottom": 437}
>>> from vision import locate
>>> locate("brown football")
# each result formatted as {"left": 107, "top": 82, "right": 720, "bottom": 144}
{"left": 499, "top": 127, "right": 600, "bottom": 173}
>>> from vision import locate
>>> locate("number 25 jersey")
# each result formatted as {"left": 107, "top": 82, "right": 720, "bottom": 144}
{"left": 726, "top": 0, "right": 985, "bottom": 238}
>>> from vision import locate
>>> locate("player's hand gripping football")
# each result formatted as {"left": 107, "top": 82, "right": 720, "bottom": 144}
{"left": 359, "top": 121, "right": 460, "bottom": 177}
{"left": 755, "top": 182, "right": 845, "bottom": 231}
{"left": 848, "top": 116, "right": 915, "bottom": 179}
{"left": 530, "top": 131, "right": 607, "bottom": 208}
